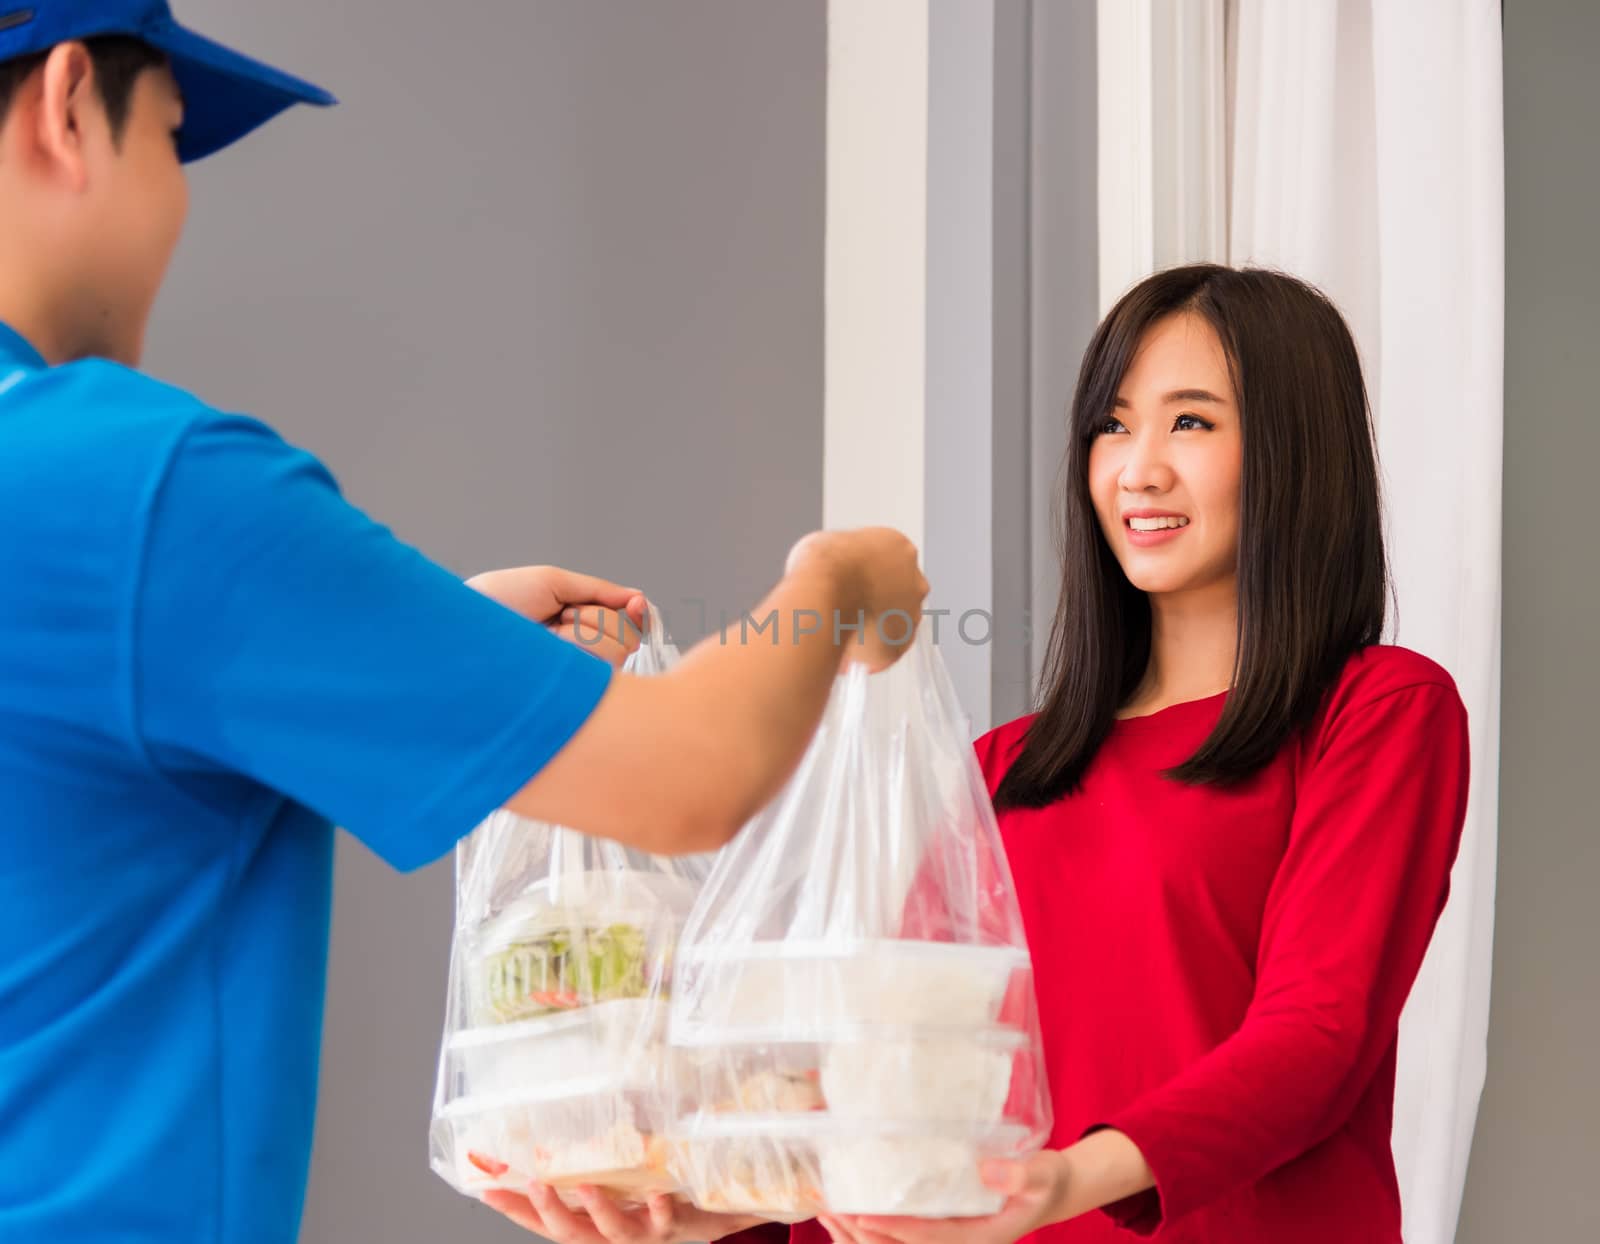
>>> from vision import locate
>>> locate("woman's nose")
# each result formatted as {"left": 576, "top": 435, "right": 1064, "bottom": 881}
{"left": 1119, "top": 432, "right": 1175, "bottom": 493}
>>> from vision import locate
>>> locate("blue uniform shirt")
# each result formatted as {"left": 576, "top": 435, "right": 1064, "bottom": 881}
{"left": 0, "top": 321, "right": 612, "bottom": 1243}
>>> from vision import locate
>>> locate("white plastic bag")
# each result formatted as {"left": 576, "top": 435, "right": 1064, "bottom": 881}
{"left": 665, "top": 631, "right": 1052, "bottom": 1220}
{"left": 430, "top": 607, "right": 713, "bottom": 1205}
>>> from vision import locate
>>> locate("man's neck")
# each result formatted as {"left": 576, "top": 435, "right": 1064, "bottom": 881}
{"left": 0, "top": 286, "right": 74, "bottom": 367}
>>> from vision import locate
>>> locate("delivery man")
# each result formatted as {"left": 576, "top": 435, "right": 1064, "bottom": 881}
{"left": 0, "top": 5, "right": 927, "bottom": 1243}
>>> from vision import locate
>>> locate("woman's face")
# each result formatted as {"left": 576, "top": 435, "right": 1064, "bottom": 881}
{"left": 1088, "top": 311, "right": 1243, "bottom": 601}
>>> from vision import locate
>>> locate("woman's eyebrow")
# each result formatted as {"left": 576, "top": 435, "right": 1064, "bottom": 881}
{"left": 1112, "top": 388, "right": 1227, "bottom": 408}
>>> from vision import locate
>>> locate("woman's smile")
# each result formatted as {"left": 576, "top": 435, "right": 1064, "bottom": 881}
{"left": 1122, "top": 508, "right": 1192, "bottom": 546}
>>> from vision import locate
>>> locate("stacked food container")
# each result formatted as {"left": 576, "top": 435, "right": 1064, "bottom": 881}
{"left": 664, "top": 634, "right": 1053, "bottom": 1220}
{"left": 430, "top": 609, "right": 713, "bottom": 1206}
{"left": 430, "top": 846, "right": 706, "bottom": 1203}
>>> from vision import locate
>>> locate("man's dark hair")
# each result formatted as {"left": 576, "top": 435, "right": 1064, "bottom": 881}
{"left": 0, "top": 36, "right": 168, "bottom": 142}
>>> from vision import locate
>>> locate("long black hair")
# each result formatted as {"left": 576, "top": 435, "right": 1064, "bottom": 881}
{"left": 995, "top": 264, "right": 1387, "bottom": 810}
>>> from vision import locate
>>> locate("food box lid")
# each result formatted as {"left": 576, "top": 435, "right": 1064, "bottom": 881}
{"left": 668, "top": 1019, "right": 1031, "bottom": 1048}
{"left": 679, "top": 937, "right": 1029, "bottom": 968}
{"left": 667, "top": 1111, "right": 1031, "bottom": 1146}
{"left": 438, "top": 1072, "right": 646, "bottom": 1116}
{"left": 448, "top": 997, "right": 662, "bottom": 1051}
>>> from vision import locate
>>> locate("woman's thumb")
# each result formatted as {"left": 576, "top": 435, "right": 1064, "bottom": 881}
{"left": 979, "top": 1159, "right": 1027, "bottom": 1196}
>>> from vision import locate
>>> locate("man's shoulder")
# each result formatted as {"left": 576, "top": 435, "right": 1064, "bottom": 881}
{"left": 1, "top": 358, "right": 228, "bottom": 465}
{"left": 1, "top": 361, "right": 318, "bottom": 559}
{"left": 8, "top": 358, "right": 294, "bottom": 481}
{"left": 27, "top": 357, "right": 217, "bottom": 431}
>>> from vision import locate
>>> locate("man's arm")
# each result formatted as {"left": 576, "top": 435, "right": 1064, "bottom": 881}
{"left": 134, "top": 412, "right": 925, "bottom": 869}
{"left": 505, "top": 529, "right": 926, "bottom": 855}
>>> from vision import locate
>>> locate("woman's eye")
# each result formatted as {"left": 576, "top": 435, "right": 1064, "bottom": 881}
{"left": 1173, "top": 412, "right": 1214, "bottom": 431}
{"left": 1095, "top": 416, "right": 1128, "bottom": 436}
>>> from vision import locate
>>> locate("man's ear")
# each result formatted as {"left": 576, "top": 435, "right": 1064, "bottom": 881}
{"left": 31, "top": 42, "right": 98, "bottom": 192}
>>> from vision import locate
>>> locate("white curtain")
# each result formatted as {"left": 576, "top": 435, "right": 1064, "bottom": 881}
{"left": 1228, "top": 2, "right": 1504, "bottom": 1240}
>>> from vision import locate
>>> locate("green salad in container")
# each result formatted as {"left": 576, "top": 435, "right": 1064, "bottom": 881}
{"left": 478, "top": 921, "right": 652, "bottom": 1024}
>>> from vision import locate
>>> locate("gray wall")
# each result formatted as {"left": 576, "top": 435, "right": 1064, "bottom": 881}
{"left": 1456, "top": 0, "right": 1600, "bottom": 1237}
{"left": 1024, "top": 0, "right": 1098, "bottom": 696}
{"left": 145, "top": 4, "right": 825, "bottom": 1242}
{"left": 922, "top": 0, "right": 1098, "bottom": 734}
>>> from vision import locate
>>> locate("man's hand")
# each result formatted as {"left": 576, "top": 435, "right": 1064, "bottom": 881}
{"left": 482, "top": 1181, "right": 765, "bottom": 1244}
{"left": 784, "top": 528, "right": 928, "bottom": 671}
{"left": 492, "top": 528, "right": 928, "bottom": 853}
{"left": 467, "top": 565, "right": 647, "bottom": 668}
{"left": 817, "top": 1152, "right": 1069, "bottom": 1244}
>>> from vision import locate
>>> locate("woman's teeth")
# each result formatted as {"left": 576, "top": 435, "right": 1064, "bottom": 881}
{"left": 1128, "top": 516, "right": 1189, "bottom": 531}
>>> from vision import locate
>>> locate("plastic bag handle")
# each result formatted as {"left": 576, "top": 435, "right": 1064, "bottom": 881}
{"left": 545, "top": 601, "right": 674, "bottom": 884}
{"left": 622, "top": 601, "right": 675, "bottom": 676}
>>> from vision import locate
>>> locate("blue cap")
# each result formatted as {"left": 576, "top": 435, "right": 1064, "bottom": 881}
{"left": 0, "top": 1, "right": 335, "bottom": 162}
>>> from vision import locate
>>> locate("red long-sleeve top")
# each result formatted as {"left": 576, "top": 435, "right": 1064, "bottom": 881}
{"left": 730, "top": 645, "right": 1469, "bottom": 1242}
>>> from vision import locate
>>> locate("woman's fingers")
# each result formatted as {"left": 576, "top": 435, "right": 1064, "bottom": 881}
{"left": 820, "top": 1214, "right": 871, "bottom": 1244}
{"left": 575, "top": 1185, "right": 652, "bottom": 1241}
{"left": 850, "top": 1217, "right": 939, "bottom": 1243}
{"left": 486, "top": 1174, "right": 765, "bottom": 1244}
{"left": 523, "top": 1184, "right": 608, "bottom": 1244}
{"left": 645, "top": 1194, "right": 678, "bottom": 1236}
{"left": 481, "top": 1189, "right": 553, "bottom": 1236}
{"left": 821, "top": 1216, "right": 913, "bottom": 1244}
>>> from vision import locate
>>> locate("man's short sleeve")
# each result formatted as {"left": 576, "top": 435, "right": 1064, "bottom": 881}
{"left": 133, "top": 413, "right": 611, "bottom": 871}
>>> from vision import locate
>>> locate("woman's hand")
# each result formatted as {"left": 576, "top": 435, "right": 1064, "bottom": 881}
{"left": 817, "top": 1152, "right": 1069, "bottom": 1244}
{"left": 482, "top": 1181, "right": 766, "bottom": 1244}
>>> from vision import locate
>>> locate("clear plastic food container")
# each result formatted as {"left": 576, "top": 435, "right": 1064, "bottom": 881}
{"left": 440, "top": 998, "right": 668, "bottom": 1104}
{"left": 663, "top": 636, "right": 1053, "bottom": 1219}
{"left": 671, "top": 939, "right": 1030, "bottom": 1043}
{"left": 671, "top": 1023, "right": 1027, "bottom": 1125}
{"left": 433, "top": 866, "right": 706, "bottom": 1203}
{"left": 431, "top": 604, "right": 718, "bottom": 1208}
{"left": 434, "top": 1078, "right": 678, "bottom": 1203}
{"left": 464, "top": 869, "right": 701, "bottom": 1024}
{"left": 817, "top": 1026, "right": 1023, "bottom": 1123}
{"left": 669, "top": 1114, "right": 1031, "bottom": 1219}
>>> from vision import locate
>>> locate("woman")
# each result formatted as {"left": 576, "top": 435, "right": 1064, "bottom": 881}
{"left": 488, "top": 265, "right": 1470, "bottom": 1244}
